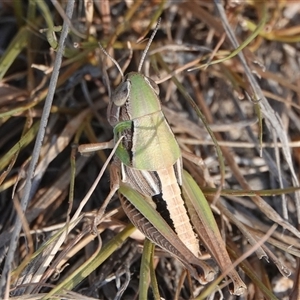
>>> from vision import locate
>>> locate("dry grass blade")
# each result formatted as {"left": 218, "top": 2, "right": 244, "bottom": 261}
{"left": 1, "top": 1, "right": 300, "bottom": 299}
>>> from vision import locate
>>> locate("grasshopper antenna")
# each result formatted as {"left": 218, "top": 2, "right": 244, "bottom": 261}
{"left": 98, "top": 43, "right": 124, "bottom": 80}
{"left": 137, "top": 18, "right": 161, "bottom": 73}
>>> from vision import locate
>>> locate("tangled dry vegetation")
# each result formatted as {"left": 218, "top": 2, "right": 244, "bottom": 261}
{"left": 1, "top": 1, "right": 300, "bottom": 299}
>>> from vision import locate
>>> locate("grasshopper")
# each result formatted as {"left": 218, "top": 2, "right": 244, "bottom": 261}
{"left": 79, "top": 22, "right": 246, "bottom": 296}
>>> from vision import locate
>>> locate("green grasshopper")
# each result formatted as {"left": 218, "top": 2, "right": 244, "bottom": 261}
{"left": 79, "top": 23, "right": 246, "bottom": 296}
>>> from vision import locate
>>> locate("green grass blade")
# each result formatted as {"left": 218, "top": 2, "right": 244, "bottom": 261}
{"left": 205, "top": 2, "right": 268, "bottom": 67}
{"left": 139, "top": 239, "right": 152, "bottom": 300}
{"left": 139, "top": 239, "right": 160, "bottom": 300}
{"left": 0, "top": 121, "right": 40, "bottom": 172}
{"left": 0, "top": 26, "right": 29, "bottom": 80}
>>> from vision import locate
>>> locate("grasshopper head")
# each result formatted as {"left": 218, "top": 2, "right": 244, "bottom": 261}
{"left": 107, "top": 72, "right": 161, "bottom": 126}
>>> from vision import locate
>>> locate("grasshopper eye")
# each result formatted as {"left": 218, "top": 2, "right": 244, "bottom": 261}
{"left": 145, "top": 77, "right": 159, "bottom": 95}
{"left": 112, "top": 80, "right": 131, "bottom": 106}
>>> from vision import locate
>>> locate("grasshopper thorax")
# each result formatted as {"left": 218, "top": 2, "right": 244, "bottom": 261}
{"left": 107, "top": 72, "right": 161, "bottom": 126}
